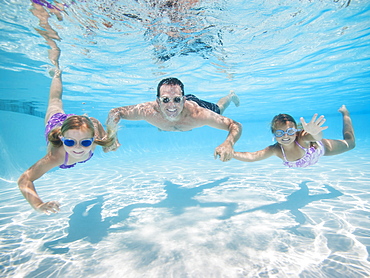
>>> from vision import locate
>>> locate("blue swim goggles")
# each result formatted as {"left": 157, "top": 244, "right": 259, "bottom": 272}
{"left": 274, "top": 128, "right": 301, "bottom": 138}
{"left": 61, "top": 137, "right": 94, "bottom": 147}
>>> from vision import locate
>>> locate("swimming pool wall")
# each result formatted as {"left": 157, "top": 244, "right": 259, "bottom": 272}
{"left": 1, "top": 51, "right": 369, "bottom": 179}
{"left": 1, "top": 104, "right": 369, "bottom": 181}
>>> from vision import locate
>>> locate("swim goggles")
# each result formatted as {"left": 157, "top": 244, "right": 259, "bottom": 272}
{"left": 61, "top": 137, "right": 94, "bottom": 147}
{"left": 159, "top": 96, "right": 183, "bottom": 103}
{"left": 274, "top": 128, "right": 301, "bottom": 138}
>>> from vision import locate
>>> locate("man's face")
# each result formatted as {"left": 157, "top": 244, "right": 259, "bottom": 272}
{"left": 157, "top": 84, "right": 184, "bottom": 120}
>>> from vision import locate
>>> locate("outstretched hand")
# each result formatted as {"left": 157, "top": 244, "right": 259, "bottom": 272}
{"left": 300, "top": 113, "right": 328, "bottom": 136}
{"left": 214, "top": 142, "right": 233, "bottom": 162}
{"left": 36, "top": 201, "right": 60, "bottom": 215}
{"left": 103, "top": 139, "right": 121, "bottom": 153}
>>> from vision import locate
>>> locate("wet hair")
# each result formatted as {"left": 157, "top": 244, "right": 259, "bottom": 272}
{"left": 270, "top": 114, "right": 297, "bottom": 133}
{"left": 48, "top": 115, "right": 115, "bottom": 148}
{"left": 156, "top": 77, "right": 184, "bottom": 97}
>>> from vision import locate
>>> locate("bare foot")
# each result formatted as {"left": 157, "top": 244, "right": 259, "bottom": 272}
{"left": 229, "top": 90, "right": 240, "bottom": 107}
{"left": 338, "top": 105, "right": 349, "bottom": 116}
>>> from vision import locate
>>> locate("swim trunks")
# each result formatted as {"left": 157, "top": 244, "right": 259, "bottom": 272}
{"left": 281, "top": 141, "right": 325, "bottom": 168}
{"left": 185, "top": 94, "right": 221, "bottom": 114}
{"left": 45, "top": 112, "right": 75, "bottom": 142}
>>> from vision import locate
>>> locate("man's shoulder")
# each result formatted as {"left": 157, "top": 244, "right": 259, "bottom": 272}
{"left": 184, "top": 101, "right": 221, "bottom": 118}
{"left": 132, "top": 101, "right": 160, "bottom": 116}
{"left": 127, "top": 101, "right": 157, "bottom": 110}
{"left": 133, "top": 100, "right": 156, "bottom": 107}
{"left": 181, "top": 101, "right": 203, "bottom": 118}
{"left": 183, "top": 100, "right": 203, "bottom": 112}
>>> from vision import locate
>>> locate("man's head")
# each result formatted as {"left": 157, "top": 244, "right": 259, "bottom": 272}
{"left": 156, "top": 77, "right": 185, "bottom": 120}
{"left": 157, "top": 77, "right": 184, "bottom": 97}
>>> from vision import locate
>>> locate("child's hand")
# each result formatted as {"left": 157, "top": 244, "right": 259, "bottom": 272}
{"left": 37, "top": 201, "right": 60, "bottom": 215}
{"left": 300, "top": 113, "right": 328, "bottom": 135}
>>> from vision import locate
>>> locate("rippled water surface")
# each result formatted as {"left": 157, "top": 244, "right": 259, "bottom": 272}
{"left": 1, "top": 0, "right": 369, "bottom": 119}
{"left": 1, "top": 0, "right": 370, "bottom": 277}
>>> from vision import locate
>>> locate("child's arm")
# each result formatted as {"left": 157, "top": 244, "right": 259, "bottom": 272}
{"left": 300, "top": 113, "right": 328, "bottom": 142}
{"left": 232, "top": 145, "right": 275, "bottom": 162}
{"left": 18, "top": 154, "right": 61, "bottom": 214}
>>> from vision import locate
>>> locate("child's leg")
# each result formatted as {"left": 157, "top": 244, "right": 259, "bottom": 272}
{"left": 32, "top": 2, "right": 64, "bottom": 125}
{"left": 217, "top": 90, "right": 240, "bottom": 115}
{"left": 48, "top": 44, "right": 60, "bottom": 69}
{"left": 44, "top": 69, "right": 64, "bottom": 125}
{"left": 322, "top": 105, "right": 355, "bottom": 156}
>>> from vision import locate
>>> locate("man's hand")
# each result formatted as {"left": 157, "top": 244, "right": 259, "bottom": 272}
{"left": 103, "top": 138, "right": 121, "bottom": 153}
{"left": 214, "top": 142, "right": 233, "bottom": 162}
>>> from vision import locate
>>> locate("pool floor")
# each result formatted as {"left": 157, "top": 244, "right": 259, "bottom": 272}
{"left": 1, "top": 144, "right": 370, "bottom": 277}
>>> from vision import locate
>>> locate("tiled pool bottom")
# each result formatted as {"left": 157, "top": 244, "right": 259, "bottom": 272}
{"left": 1, "top": 146, "right": 370, "bottom": 277}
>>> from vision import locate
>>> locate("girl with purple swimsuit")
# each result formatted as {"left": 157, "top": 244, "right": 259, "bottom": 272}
{"left": 17, "top": 68, "right": 116, "bottom": 214}
{"left": 18, "top": 3, "right": 116, "bottom": 215}
{"left": 232, "top": 106, "right": 355, "bottom": 168}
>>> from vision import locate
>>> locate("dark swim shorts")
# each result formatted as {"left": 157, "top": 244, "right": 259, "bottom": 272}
{"left": 45, "top": 112, "right": 75, "bottom": 142}
{"left": 185, "top": 94, "right": 221, "bottom": 114}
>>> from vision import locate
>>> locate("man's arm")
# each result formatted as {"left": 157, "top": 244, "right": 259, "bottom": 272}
{"left": 213, "top": 117, "right": 242, "bottom": 162}
{"left": 197, "top": 109, "right": 242, "bottom": 162}
{"left": 107, "top": 103, "right": 149, "bottom": 124}
{"left": 105, "top": 102, "right": 156, "bottom": 151}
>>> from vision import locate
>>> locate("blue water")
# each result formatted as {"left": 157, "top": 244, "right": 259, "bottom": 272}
{"left": 1, "top": 0, "right": 370, "bottom": 277}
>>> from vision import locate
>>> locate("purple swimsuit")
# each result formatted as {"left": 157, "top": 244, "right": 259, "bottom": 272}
{"left": 59, "top": 151, "right": 94, "bottom": 169}
{"left": 45, "top": 113, "right": 75, "bottom": 142}
{"left": 45, "top": 113, "right": 94, "bottom": 169}
{"left": 281, "top": 141, "right": 325, "bottom": 168}
{"left": 31, "top": 0, "right": 65, "bottom": 10}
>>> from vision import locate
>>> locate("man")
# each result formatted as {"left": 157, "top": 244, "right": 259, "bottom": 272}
{"left": 106, "top": 77, "right": 242, "bottom": 161}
